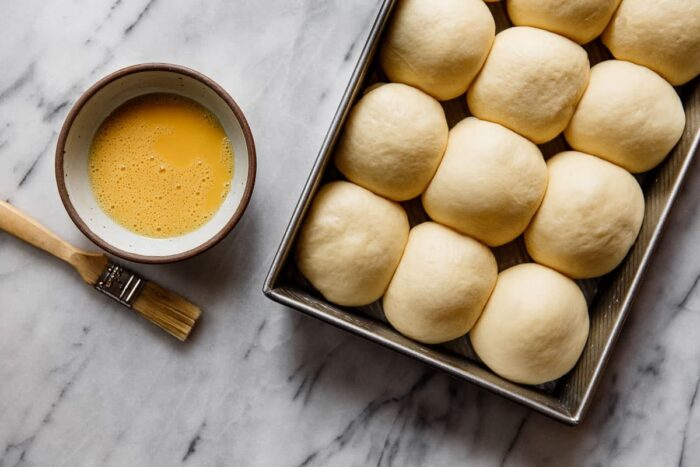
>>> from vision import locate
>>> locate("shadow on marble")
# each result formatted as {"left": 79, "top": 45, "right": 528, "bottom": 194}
{"left": 280, "top": 310, "right": 567, "bottom": 464}
{"left": 164, "top": 207, "right": 259, "bottom": 288}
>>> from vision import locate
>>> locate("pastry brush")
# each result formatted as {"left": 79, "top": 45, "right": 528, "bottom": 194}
{"left": 0, "top": 200, "right": 201, "bottom": 341}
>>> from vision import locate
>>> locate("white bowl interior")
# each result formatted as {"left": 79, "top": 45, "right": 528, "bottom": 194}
{"left": 62, "top": 69, "right": 250, "bottom": 258}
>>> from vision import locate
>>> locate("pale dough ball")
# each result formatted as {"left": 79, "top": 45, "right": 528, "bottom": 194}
{"left": 379, "top": 0, "right": 495, "bottom": 101}
{"left": 470, "top": 263, "right": 589, "bottom": 385}
{"left": 507, "top": 0, "right": 621, "bottom": 44}
{"left": 467, "top": 27, "right": 590, "bottom": 144}
{"left": 565, "top": 60, "right": 685, "bottom": 173}
{"left": 524, "top": 151, "right": 645, "bottom": 279}
{"left": 422, "top": 117, "right": 547, "bottom": 246}
{"left": 602, "top": 0, "right": 700, "bottom": 85}
{"left": 334, "top": 83, "right": 448, "bottom": 201}
{"left": 383, "top": 222, "right": 497, "bottom": 344}
{"left": 296, "top": 181, "right": 409, "bottom": 306}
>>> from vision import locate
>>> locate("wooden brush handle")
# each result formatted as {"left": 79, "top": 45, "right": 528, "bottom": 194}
{"left": 0, "top": 201, "right": 106, "bottom": 283}
{"left": 0, "top": 200, "right": 97, "bottom": 268}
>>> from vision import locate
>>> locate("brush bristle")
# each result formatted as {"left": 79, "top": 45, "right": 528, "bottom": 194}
{"left": 131, "top": 281, "right": 202, "bottom": 341}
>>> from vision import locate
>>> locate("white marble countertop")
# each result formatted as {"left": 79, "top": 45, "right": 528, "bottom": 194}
{"left": 1, "top": 1, "right": 699, "bottom": 465}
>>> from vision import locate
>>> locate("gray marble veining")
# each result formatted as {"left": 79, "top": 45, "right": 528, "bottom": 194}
{"left": 0, "top": 1, "right": 698, "bottom": 466}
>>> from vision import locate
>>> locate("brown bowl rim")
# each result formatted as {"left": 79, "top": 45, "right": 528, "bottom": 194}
{"left": 55, "top": 62, "right": 257, "bottom": 264}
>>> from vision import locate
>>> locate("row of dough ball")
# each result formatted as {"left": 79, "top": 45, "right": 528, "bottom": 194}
{"left": 308, "top": 144, "right": 645, "bottom": 295}
{"left": 295, "top": 181, "right": 589, "bottom": 384}
{"left": 386, "top": 223, "right": 588, "bottom": 386}
{"left": 372, "top": 31, "right": 686, "bottom": 179}
{"left": 337, "top": 63, "right": 683, "bottom": 203}
{"left": 382, "top": 0, "right": 699, "bottom": 104}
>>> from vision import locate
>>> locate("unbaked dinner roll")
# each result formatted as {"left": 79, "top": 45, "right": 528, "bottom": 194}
{"left": 334, "top": 83, "right": 448, "bottom": 201}
{"left": 602, "top": 0, "right": 700, "bottom": 85}
{"left": 524, "top": 151, "right": 644, "bottom": 279}
{"left": 379, "top": 0, "right": 495, "bottom": 101}
{"left": 296, "top": 181, "right": 409, "bottom": 306}
{"left": 467, "top": 27, "right": 590, "bottom": 144}
{"left": 507, "top": 0, "right": 621, "bottom": 44}
{"left": 383, "top": 222, "right": 497, "bottom": 344}
{"left": 565, "top": 60, "right": 685, "bottom": 173}
{"left": 470, "top": 263, "right": 589, "bottom": 385}
{"left": 422, "top": 117, "right": 547, "bottom": 246}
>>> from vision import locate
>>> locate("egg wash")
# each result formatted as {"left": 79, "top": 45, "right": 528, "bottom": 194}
{"left": 89, "top": 93, "right": 234, "bottom": 238}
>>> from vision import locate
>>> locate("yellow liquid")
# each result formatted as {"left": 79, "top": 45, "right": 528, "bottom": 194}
{"left": 89, "top": 93, "right": 234, "bottom": 238}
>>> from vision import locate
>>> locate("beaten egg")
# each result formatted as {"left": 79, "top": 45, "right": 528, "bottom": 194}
{"left": 89, "top": 93, "right": 234, "bottom": 238}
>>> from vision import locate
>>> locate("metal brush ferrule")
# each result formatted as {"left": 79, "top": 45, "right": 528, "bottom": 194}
{"left": 94, "top": 262, "right": 145, "bottom": 307}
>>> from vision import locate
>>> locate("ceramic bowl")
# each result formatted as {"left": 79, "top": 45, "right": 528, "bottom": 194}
{"left": 56, "top": 63, "right": 256, "bottom": 263}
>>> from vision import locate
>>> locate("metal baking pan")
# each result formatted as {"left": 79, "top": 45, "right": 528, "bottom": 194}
{"left": 263, "top": 0, "right": 700, "bottom": 425}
